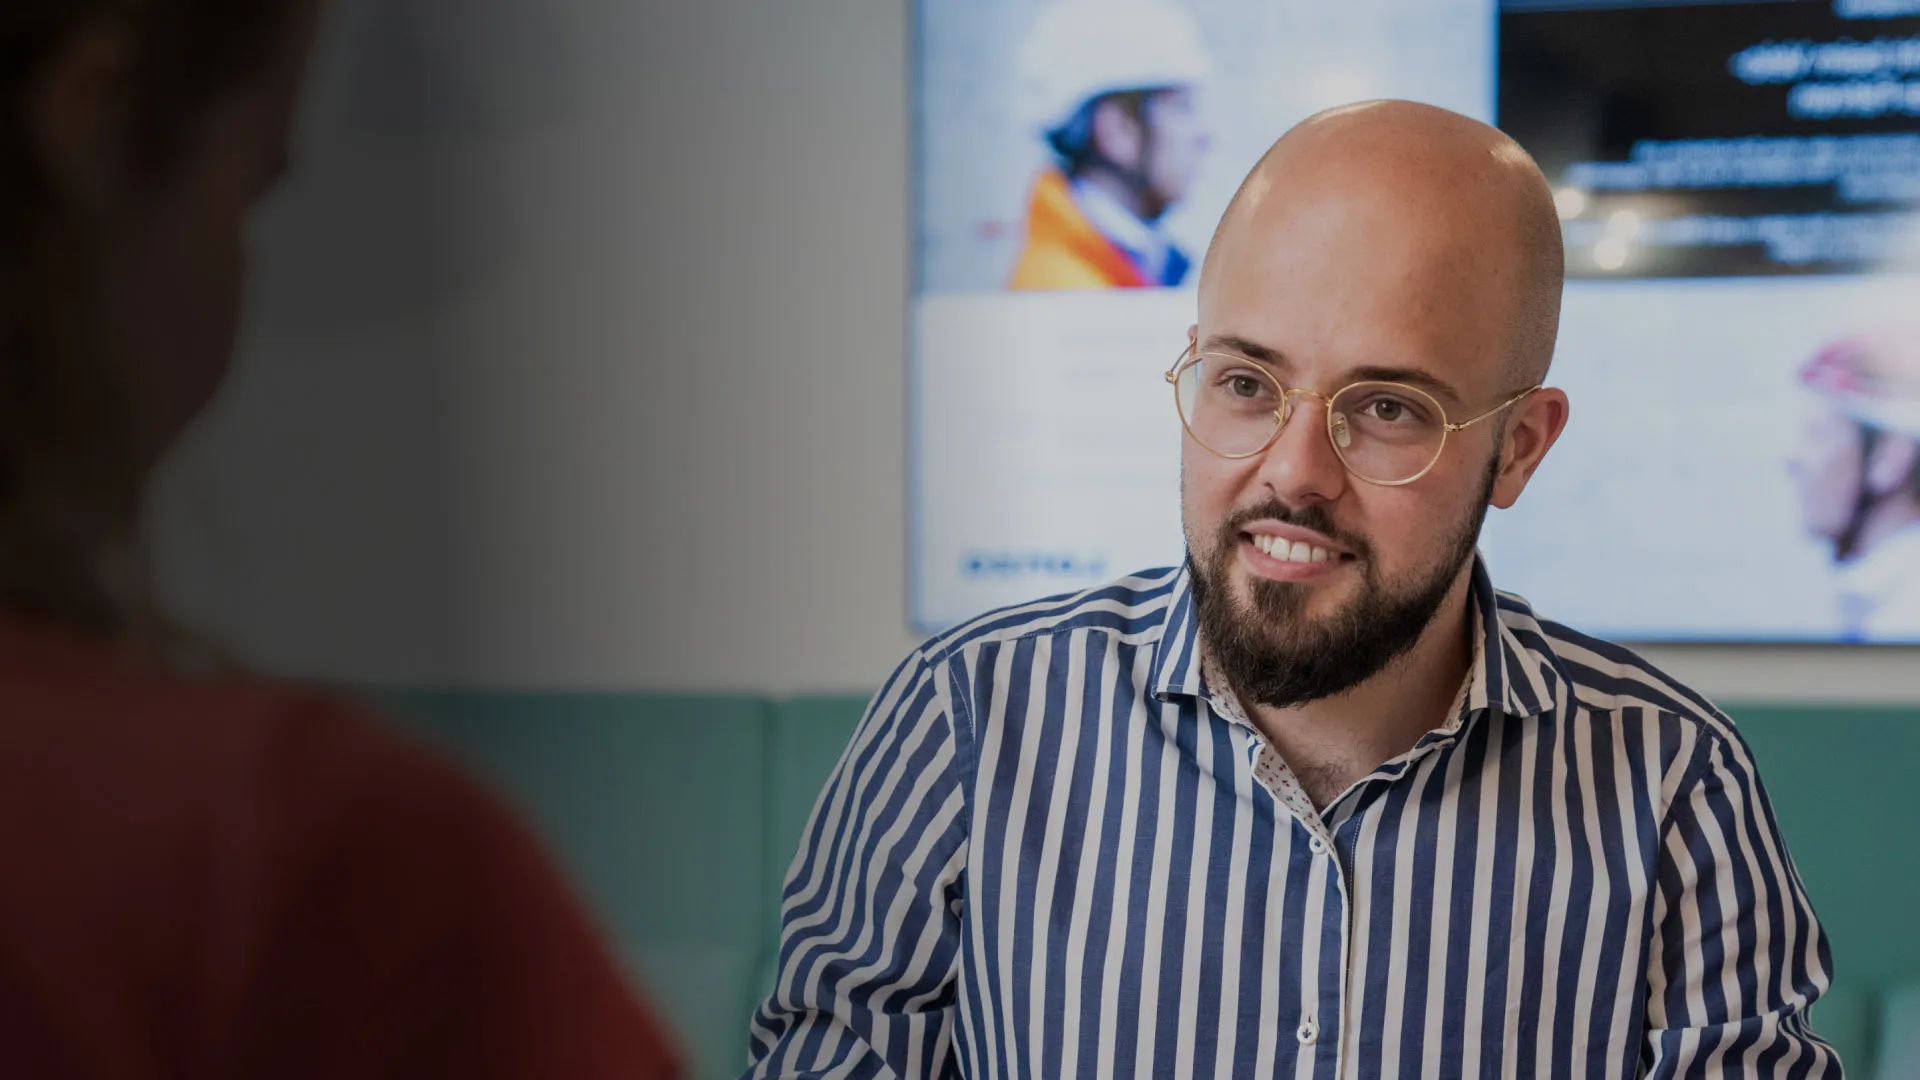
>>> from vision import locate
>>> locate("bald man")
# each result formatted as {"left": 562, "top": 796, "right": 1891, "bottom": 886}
{"left": 748, "top": 102, "right": 1841, "bottom": 1079}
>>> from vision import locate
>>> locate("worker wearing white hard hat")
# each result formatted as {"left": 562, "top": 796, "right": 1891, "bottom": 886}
{"left": 1006, "top": 0, "right": 1213, "bottom": 291}
{"left": 1788, "top": 327, "right": 1920, "bottom": 640}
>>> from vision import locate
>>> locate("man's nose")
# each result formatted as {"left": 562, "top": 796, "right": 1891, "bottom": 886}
{"left": 1254, "top": 396, "right": 1348, "bottom": 505}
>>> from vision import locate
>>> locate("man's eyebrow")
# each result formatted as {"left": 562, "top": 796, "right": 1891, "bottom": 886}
{"left": 1348, "top": 365, "right": 1463, "bottom": 404}
{"left": 1200, "top": 337, "right": 1465, "bottom": 404}
{"left": 1200, "top": 334, "right": 1286, "bottom": 368}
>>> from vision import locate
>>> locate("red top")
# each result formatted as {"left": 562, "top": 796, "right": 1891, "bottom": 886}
{"left": 0, "top": 617, "right": 680, "bottom": 1079}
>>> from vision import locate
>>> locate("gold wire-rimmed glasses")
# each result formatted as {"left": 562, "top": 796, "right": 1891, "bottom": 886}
{"left": 1165, "top": 344, "right": 1539, "bottom": 486}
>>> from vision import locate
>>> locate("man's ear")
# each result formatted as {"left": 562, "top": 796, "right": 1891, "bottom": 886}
{"left": 1865, "top": 433, "right": 1920, "bottom": 497}
{"left": 1490, "top": 387, "right": 1569, "bottom": 510}
{"left": 26, "top": 20, "right": 140, "bottom": 218}
{"left": 1089, "top": 96, "right": 1144, "bottom": 171}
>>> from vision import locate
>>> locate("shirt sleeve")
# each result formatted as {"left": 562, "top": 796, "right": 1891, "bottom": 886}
{"left": 1642, "top": 725, "right": 1844, "bottom": 1078}
{"left": 745, "top": 650, "right": 971, "bottom": 1080}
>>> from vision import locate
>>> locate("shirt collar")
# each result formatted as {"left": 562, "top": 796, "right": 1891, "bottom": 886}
{"left": 1462, "top": 556, "right": 1561, "bottom": 721}
{"left": 1069, "top": 178, "right": 1172, "bottom": 280}
{"left": 1148, "top": 564, "right": 1205, "bottom": 702}
{"left": 1837, "top": 522, "right": 1920, "bottom": 600}
{"left": 1149, "top": 554, "right": 1560, "bottom": 721}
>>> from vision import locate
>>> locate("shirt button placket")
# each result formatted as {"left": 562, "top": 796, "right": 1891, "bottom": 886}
{"left": 1297, "top": 1012, "right": 1318, "bottom": 1046}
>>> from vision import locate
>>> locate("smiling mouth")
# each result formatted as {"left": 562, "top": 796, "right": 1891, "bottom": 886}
{"left": 1243, "top": 532, "right": 1359, "bottom": 566}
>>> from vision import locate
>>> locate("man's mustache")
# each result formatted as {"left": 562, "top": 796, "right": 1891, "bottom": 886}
{"left": 1216, "top": 499, "right": 1372, "bottom": 561}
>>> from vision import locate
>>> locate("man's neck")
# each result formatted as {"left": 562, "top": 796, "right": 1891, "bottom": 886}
{"left": 1846, "top": 491, "right": 1920, "bottom": 563}
{"left": 1074, "top": 165, "right": 1164, "bottom": 225}
{"left": 1240, "top": 569, "right": 1478, "bottom": 810}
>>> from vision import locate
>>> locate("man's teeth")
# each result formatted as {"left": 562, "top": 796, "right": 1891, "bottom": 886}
{"left": 1252, "top": 535, "right": 1333, "bottom": 563}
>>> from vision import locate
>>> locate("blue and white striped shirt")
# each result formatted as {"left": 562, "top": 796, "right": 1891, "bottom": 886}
{"left": 748, "top": 560, "right": 1841, "bottom": 1078}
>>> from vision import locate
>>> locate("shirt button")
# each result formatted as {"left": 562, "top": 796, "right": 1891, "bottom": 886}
{"left": 1297, "top": 1014, "right": 1318, "bottom": 1046}
{"left": 1308, "top": 836, "right": 1328, "bottom": 856}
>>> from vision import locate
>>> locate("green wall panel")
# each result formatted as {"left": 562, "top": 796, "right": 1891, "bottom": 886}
{"left": 368, "top": 690, "right": 772, "bottom": 1080}
{"left": 357, "top": 690, "right": 1918, "bottom": 1078}
{"left": 1726, "top": 704, "right": 1920, "bottom": 1073}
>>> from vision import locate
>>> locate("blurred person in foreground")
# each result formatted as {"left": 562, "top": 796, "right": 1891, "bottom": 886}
{"left": 1790, "top": 328, "right": 1920, "bottom": 641}
{"left": 0, "top": 2, "right": 677, "bottom": 1076}
{"left": 749, "top": 101, "right": 1839, "bottom": 1078}
{"left": 1005, "top": 0, "right": 1212, "bottom": 290}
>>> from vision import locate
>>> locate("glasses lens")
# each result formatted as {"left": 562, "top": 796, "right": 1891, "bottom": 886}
{"left": 1175, "top": 355, "right": 1284, "bottom": 456}
{"left": 1327, "top": 382, "right": 1446, "bottom": 483}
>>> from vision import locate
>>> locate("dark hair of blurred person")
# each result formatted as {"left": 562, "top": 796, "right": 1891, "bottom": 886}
{"left": 1791, "top": 329, "right": 1920, "bottom": 639}
{"left": 0, "top": 3, "right": 679, "bottom": 1077}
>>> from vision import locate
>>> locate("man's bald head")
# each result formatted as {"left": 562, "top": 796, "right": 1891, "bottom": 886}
{"left": 1201, "top": 100, "right": 1564, "bottom": 388}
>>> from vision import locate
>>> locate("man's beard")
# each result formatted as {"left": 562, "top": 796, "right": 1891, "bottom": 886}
{"left": 1188, "top": 455, "right": 1499, "bottom": 710}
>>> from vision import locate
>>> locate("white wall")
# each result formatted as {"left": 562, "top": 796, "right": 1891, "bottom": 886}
{"left": 150, "top": 0, "right": 1920, "bottom": 703}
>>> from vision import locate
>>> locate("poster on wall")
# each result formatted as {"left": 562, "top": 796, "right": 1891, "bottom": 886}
{"left": 912, "top": 0, "right": 1495, "bottom": 628}
{"left": 912, "top": 0, "right": 1920, "bottom": 642}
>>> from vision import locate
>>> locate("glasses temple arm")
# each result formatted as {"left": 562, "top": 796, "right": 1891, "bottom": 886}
{"left": 1444, "top": 386, "right": 1541, "bottom": 432}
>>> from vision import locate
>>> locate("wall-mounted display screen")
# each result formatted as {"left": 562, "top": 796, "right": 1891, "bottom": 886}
{"left": 912, "top": 0, "right": 1920, "bottom": 642}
